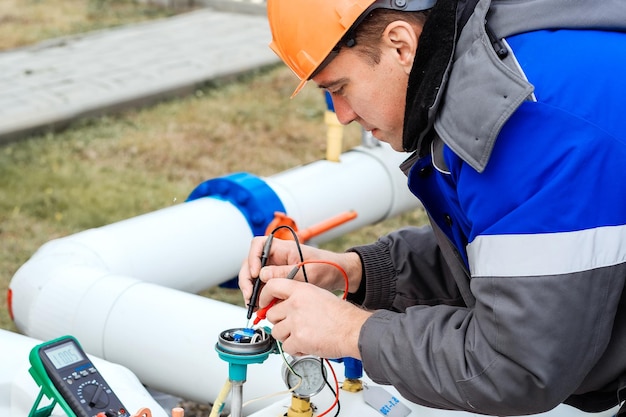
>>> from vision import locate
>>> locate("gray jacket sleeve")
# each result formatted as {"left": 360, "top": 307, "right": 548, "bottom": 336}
{"left": 349, "top": 226, "right": 626, "bottom": 415}
{"left": 349, "top": 226, "right": 465, "bottom": 311}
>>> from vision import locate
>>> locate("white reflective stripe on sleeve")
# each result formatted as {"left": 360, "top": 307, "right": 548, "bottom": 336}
{"left": 467, "top": 224, "right": 626, "bottom": 277}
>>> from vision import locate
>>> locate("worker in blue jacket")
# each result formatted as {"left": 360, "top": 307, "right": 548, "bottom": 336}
{"left": 239, "top": 0, "right": 626, "bottom": 414}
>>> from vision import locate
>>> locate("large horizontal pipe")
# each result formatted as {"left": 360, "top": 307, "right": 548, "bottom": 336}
{"left": 8, "top": 144, "right": 419, "bottom": 410}
{"left": 10, "top": 144, "right": 419, "bottom": 334}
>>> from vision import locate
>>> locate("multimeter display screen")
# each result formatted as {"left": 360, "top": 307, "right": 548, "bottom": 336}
{"left": 44, "top": 341, "right": 85, "bottom": 369}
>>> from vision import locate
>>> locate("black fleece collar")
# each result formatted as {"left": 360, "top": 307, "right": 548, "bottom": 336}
{"left": 402, "top": 0, "right": 477, "bottom": 154}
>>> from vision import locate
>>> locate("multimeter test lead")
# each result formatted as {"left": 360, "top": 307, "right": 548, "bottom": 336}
{"left": 246, "top": 235, "right": 274, "bottom": 321}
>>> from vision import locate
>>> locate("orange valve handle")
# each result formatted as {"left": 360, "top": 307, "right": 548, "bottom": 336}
{"left": 264, "top": 212, "right": 299, "bottom": 239}
{"left": 297, "top": 210, "right": 357, "bottom": 242}
{"left": 265, "top": 211, "right": 357, "bottom": 242}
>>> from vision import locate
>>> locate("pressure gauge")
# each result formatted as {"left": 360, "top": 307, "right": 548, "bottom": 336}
{"left": 282, "top": 355, "right": 326, "bottom": 398}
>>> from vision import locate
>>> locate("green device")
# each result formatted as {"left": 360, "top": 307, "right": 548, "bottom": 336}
{"left": 28, "top": 335, "right": 131, "bottom": 417}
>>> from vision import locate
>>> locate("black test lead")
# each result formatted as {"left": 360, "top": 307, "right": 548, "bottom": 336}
{"left": 246, "top": 234, "right": 274, "bottom": 320}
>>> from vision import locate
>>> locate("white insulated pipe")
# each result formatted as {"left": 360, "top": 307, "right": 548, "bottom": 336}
{"left": 8, "top": 196, "right": 255, "bottom": 337}
{"left": 11, "top": 196, "right": 253, "bottom": 301}
{"left": 9, "top": 268, "right": 291, "bottom": 410}
{"left": 10, "top": 144, "right": 418, "bottom": 333}
{"left": 96, "top": 279, "right": 288, "bottom": 410}
{"left": 268, "top": 144, "right": 416, "bottom": 243}
{"left": 8, "top": 144, "right": 419, "bottom": 409}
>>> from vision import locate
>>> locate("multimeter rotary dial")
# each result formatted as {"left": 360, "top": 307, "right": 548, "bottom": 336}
{"left": 77, "top": 380, "right": 111, "bottom": 408}
{"left": 282, "top": 355, "right": 326, "bottom": 398}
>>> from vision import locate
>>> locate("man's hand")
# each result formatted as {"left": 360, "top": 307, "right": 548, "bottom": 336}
{"left": 258, "top": 279, "right": 372, "bottom": 359}
{"left": 238, "top": 236, "right": 363, "bottom": 308}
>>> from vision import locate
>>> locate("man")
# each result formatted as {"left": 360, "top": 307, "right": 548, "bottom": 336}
{"left": 239, "top": 0, "right": 626, "bottom": 414}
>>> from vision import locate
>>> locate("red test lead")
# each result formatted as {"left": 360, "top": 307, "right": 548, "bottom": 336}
{"left": 253, "top": 298, "right": 277, "bottom": 325}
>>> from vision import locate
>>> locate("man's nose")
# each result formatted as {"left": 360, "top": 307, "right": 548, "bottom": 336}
{"left": 332, "top": 96, "right": 357, "bottom": 125}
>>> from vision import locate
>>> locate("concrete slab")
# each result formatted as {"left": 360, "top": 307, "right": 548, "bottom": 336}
{"left": 0, "top": 8, "right": 279, "bottom": 142}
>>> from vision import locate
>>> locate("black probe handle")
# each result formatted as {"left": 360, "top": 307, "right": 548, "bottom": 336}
{"left": 247, "top": 278, "right": 262, "bottom": 320}
{"left": 246, "top": 235, "right": 274, "bottom": 320}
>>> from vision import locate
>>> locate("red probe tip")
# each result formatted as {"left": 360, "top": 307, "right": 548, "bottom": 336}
{"left": 253, "top": 299, "right": 277, "bottom": 325}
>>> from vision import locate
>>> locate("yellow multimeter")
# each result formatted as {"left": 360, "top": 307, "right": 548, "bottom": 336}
{"left": 28, "top": 335, "right": 130, "bottom": 417}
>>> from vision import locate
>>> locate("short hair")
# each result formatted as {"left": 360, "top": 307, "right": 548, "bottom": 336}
{"left": 352, "top": 9, "right": 429, "bottom": 65}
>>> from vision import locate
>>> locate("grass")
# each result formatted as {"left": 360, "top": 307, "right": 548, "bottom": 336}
{"left": 0, "top": 1, "right": 427, "bottom": 335}
{"left": 0, "top": 0, "right": 194, "bottom": 51}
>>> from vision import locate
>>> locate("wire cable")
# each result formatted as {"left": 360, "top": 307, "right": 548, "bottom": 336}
{"left": 209, "top": 379, "right": 232, "bottom": 417}
{"left": 270, "top": 224, "right": 309, "bottom": 282}
{"left": 316, "top": 359, "right": 341, "bottom": 417}
{"left": 296, "top": 259, "right": 350, "bottom": 299}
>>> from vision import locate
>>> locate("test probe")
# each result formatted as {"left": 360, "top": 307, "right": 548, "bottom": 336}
{"left": 246, "top": 235, "right": 274, "bottom": 320}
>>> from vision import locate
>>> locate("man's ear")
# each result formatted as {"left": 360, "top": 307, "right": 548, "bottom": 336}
{"left": 383, "top": 21, "right": 420, "bottom": 73}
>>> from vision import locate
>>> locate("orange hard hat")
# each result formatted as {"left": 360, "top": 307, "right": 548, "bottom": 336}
{"left": 267, "top": 0, "right": 437, "bottom": 97}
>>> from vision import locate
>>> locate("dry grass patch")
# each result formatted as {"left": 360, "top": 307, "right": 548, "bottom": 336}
{"left": 0, "top": 0, "right": 191, "bottom": 51}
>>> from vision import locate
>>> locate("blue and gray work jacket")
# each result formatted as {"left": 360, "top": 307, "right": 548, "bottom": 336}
{"left": 349, "top": 0, "right": 626, "bottom": 414}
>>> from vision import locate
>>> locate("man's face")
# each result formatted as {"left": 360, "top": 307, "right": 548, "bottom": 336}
{"left": 312, "top": 43, "right": 411, "bottom": 151}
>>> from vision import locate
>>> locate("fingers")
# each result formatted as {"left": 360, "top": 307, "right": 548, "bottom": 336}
{"left": 247, "top": 236, "right": 268, "bottom": 276}
{"left": 238, "top": 236, "right": 272, "bottom": 304}
{"left": 239, "top": 236, "right": 358, "bottom": 309}
{"left": 239, "top": 236, "right": 302, "bottom": 303}
{"left": 257, "top": 277, "right": 297, "bottom": 308}
{"left": 238, "top": 260, "right": 254, "bottom": 304}
{"left": 259, "top": 264, "right": 301, "bottom": 282}
{"left": 252, "top": 275, "right": 369, "bottom": 359}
